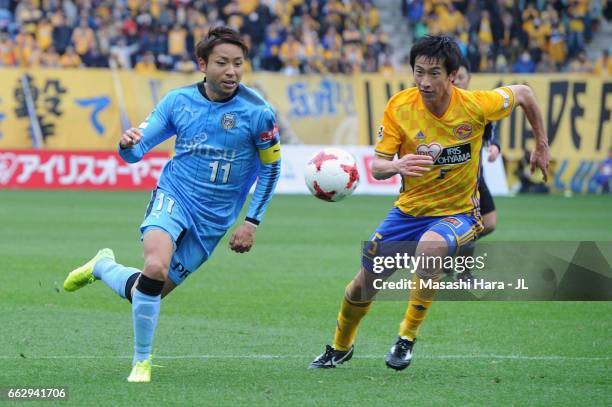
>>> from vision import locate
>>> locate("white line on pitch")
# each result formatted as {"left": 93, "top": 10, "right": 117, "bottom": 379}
{"left": 0, "top": 354, "right": 609, "bottom": 361}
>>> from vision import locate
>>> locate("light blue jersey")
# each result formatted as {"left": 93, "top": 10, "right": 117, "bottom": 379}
{"left": 119, "top": 81, "right": 281, "bottom": 284}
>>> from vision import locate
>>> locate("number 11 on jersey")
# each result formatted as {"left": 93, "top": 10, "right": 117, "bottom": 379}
{"left": 209, "top": 161, "right": 231, "bottom": 184}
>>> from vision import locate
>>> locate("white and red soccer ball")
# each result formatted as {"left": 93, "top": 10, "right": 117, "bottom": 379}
{"left": 304, "top": 148, "right": 360, "bottom": 202}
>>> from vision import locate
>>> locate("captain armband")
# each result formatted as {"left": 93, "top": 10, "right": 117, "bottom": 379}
{"left": 258, "top": 141, "right": 281, "bottom": 164}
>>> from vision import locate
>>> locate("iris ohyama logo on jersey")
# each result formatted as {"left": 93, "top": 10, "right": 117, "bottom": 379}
{"left": 416, "top": 142, "right": 472, "bottom": 166}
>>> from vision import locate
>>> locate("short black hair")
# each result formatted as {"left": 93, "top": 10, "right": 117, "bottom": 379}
{"left": 458, "top": 57, "right": 471, "bottom": 73}
{"left": 195, "top": 26, "right": 248, "bottom": 63}
{"left": 409, "top": 35, "right": 462, "bottom": 75}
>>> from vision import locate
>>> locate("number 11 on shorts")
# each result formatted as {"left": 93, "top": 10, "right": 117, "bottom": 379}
{"left": 154, "top": 192, "right": 175, "bottom": 214}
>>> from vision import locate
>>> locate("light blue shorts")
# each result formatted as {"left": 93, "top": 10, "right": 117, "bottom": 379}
{"left": 140, "top": 189, "right": 226, "bottom": 285}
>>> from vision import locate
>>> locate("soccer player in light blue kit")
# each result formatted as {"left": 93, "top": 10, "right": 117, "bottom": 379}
{"left": 63, "top": 27, "right": 281, "bottom": 382}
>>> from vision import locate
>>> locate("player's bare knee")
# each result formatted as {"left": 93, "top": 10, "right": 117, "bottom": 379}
{"left": 415, "top": 231, "right": 447, "bottom": 280}
{"left": 142, "top": 258, "right": 168, "bottom": 281}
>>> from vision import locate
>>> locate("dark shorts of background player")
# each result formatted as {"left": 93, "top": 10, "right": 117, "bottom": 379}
{"left": 478, "top": 176, "right": 495, "bottom": 216}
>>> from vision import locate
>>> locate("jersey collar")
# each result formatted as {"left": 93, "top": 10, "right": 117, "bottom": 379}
{"left": 198, "top": 79, "right": 240, "bottom": 103}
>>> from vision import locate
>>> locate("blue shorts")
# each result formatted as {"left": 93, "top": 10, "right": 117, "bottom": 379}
{"left": 362, "top": 207, "right": 482, "bottom": 273}
{"left": 140, "top": 189, "right": 226, "bottom": 286}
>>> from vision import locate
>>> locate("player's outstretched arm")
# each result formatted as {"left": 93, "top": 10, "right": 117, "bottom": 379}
{"left": 118, "top": 94, "right": 176, "bottom": 164}
{"left": 372, "top": 155, "right": 433, "bottom": 180}
{"left": 507, "top": 84, "right": 551, "bottom": 181}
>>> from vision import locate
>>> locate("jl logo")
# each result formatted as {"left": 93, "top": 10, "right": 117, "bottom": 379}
{"left": 221, "top": 113, "right": 236, "bottom": 130}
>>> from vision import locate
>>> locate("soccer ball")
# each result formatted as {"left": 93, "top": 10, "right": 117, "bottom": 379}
{"left": 304, "top": 148, "right": 360, "bottom": 202}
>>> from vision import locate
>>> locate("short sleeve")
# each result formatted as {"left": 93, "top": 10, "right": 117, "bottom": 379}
{"left": 474, "top": 87, "right": 515, "bottom": 122}
{"left": 374, "top": 103, "right": 403, "bottom": 159}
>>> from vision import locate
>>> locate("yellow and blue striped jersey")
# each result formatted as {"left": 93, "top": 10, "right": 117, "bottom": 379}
{"left": 375, "top": 86, "right": 515, "bottom": 217}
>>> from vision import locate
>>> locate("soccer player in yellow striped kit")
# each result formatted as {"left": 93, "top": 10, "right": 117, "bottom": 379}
{"left": 310, "top": 35, "right": 551, "bottom": 370}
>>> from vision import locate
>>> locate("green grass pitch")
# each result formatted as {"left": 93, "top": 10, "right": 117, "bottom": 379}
{"left": 0, "top": 191, "right": 610, "bottom": 405}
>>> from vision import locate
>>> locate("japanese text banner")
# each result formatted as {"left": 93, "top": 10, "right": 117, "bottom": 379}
{"left": 0, "top": 150, "right": 167, "bottom": 189}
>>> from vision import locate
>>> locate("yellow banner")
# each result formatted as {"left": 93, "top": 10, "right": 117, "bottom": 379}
{"left": 0, "top": 68, "right": 198, "bottom": 151}
{"left": 245, "top": 73, "right": 357, "bottom": 144}
{"left": 0, "top": 70, "right": 357, "bottom": 149}
{"left": 0, "top": 69, "right": 609, "bottom": 192}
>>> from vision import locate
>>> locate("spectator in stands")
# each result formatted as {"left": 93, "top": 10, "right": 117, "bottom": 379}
{"left": 594, "top": 49, "right": 611, "bottom": 76}
{"left": 363, "top": 49, "right": 378, "bottom": 73}
{"left": 260, "top": 21, "right": 284, "bottom": 71}
{"left": 0, "top": 7, "right": 13, "bottom": 34}
{"left": 594, "top": 148, "right": 612, "bottom": 193}
{"left": 279, "top": 33, "right": 304, "bottom": 75}
{"left": 83, "top": 44, "right": 108, "bottom": 68}
{"left": 109, "top": 37, "right": 139, "bottom": 69}
{"left": 168, "top": 23, "right": 187, "bottom": 62}
{"left": 15, "top": 0, "right": 42, "bottom": 34}
{"left": 363, "top": 2, "right": 380, "bottom": 30}
{"left": 0, "top": 0, "right": 607, "bottom": 74}
{"left": 134, "top": 51, "right": 158, "bottom": 73}
{"left": 36, "top": 17, "right": 53, "bottom": 51}
{"left": 536, "top": 52, "right": 557, "bottom": 73}
{"left": 59, "top": 45, "right": 82, "bottom": 68}
{"left": 567, "top": 5, "right": 586, "bottom": 58}
{"left": 0, "top": 31, "right": 14, "bottom": 66}
{"left": 569, "top": 50, "right": 594, "bottom": 73}
{"left": 13, "top": 27, "right": 35, "bottom": 67}
{"left": 512, "top": 50, "right": 536, "bottom": 73}
{"left": 71, "top": 18, "right": 95, "bottom": 59}
{"left": 403, "top": 0, "right": 424, "bottom": 25}
{"left": 174, "top": 51, "right": 197, "bottom": 73}
{"left": 51, "top": 11, "right": 72, "bottom": 54}
{"left": 378, "top": 51, "right": 398, "bottom": 76}
{"left": 548, "top": 18, "right": 567, "bottom": 70}
{"left": 40, "top": 44, "right": 60, "bottom": 67}
{"left": 478, "top": 10, "right": 493, "bottom": 47}
{"left": 342, "top": 42, "right": 364, "bottom": 74}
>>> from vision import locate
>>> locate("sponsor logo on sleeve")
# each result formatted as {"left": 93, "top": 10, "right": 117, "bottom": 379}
{"left": 495, "top": 88, "right": 510, "bottom": 109}
{"left": 260, "top": 124, "right": 279, "bottom": 142}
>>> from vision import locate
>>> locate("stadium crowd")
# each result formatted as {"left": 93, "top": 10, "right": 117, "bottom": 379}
{"left": 0, "top": 0, "right": 609, "bottom": 75}
{"left": 0, "top": 0, "right": 389, "bottom": 74}
{"left": 404, "top": 0, "right": 611, "bottom": 74}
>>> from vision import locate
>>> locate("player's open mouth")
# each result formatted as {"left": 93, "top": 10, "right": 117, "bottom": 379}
{"left": 222, "top": 80, "right": 236, "bottom": 88}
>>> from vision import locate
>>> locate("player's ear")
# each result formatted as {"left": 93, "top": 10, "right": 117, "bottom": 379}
{"left": 448, "top": 69, "right": 458, "bottom": 83}
{"left": 197, "top": 57, "right": 207, "bottom": 73}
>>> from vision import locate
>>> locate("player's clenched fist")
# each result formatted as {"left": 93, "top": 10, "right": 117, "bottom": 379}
{"left": 392, "top": 154, "right": 434, "bottom": 177}
{"left": 119, "top": 128, "right": 143, "bottom": 149}
{"left": 229, "top": 222, "right": 257, "bottom": 253}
